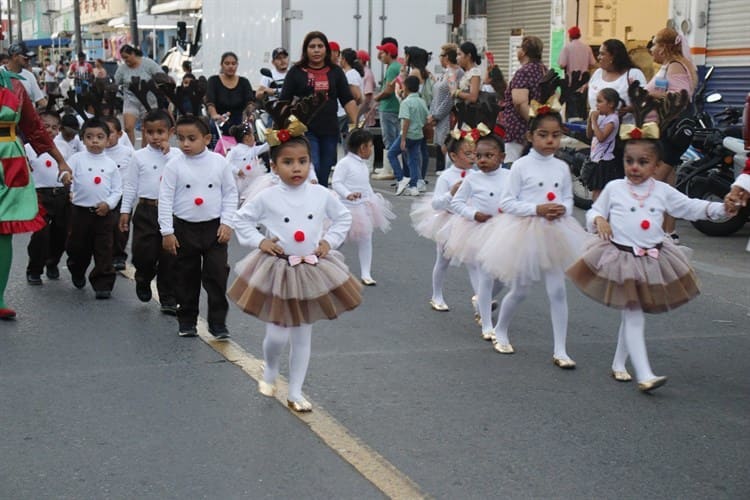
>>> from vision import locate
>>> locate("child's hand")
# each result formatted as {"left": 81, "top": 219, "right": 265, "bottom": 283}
{"left": 237, "top": 170, "right": 246, "bottom": 178}
{"left": 163, "top": 234, "right": 179, "bottom": 255}
{"left": 95, "top": 202, "right": 109, "bottom": 216}
{"left": 259, "top": 237, "right": 283, "bottom": 256}
{"left": 118, "top": 213, "right": 130, "bottom": 232}
{"left": 536, "top": 203, "right": 566, "bottom": 220}
{"left": 594, "top": 216, "right": 612, "bottom": 240}
{"left": 216, "top": 223, "right": 233, "bottom": 244}
{"left": 400, "top": 137, "right": 406, "bottom": 151}
{"left": 474, "top": 211, "right": 491, "bottom": 223}
{"left": 590, "top": 110, "right": 600, "bottom": 122}
{"left": 315, "top": 239, "right": 331, "bottom": 258}
{"left": 725, "top": 185, "right": 749, "bottom": 209}
{"left": 346, "top": 192, "right": 362, "bottom": 201}
{"left": 310, "top": 179, "right": 319, "bottom": 185}
{"left": 450, "top": 181, "right": 462, "bottom": 196}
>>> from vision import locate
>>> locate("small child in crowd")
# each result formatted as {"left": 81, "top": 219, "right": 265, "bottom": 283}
{"left": 332, "top": 128, "right": 395, "bottom": 286}
{"left": 225, "top": 121, "right": 269, "bottom": 203}
{"left": 229, "top": 132, "right": 361, "bottom": 413}
{"left": 120, "top": 109, "right": 182, "bottom": 314}
{"left": 57, "top": 114, "right": 83, "bottom": 154}
{"left": 388, "top": 75, "right": 429, "bottom": 196}
{"left": 102, "top": 115, "right": 134, "bottom": 271}
{"left": 66, "top": 118, "right": 122, "bottom": 299}
{"left": 25, "top": 111, "right": 72, "bottom": 284}
{"left": 158, "top": 115, "right": 237, "bottom": 339}
{"left": 584, "top": 88, "right": 621, "bottom": 201}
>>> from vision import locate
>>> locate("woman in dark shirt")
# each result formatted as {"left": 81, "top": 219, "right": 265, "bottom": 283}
{"left": 280, "top": 31, "right": 358, "bottom": 187}
{"left": 205, "top": 51, "right": 254, "bottom": 143}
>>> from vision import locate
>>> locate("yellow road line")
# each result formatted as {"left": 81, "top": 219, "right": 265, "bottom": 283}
{"left": 122, "top": 266, "right": 428, "bottom": 499}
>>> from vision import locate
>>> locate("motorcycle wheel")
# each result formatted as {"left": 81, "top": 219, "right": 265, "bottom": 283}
{"left": 571, "top": 173, "right": 593, "bottom": 210}
{"left": 688, "top": 189, "right": 748, "bottom": 236}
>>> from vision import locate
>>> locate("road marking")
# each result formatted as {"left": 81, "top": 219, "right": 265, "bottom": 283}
{"left": 121, "top": 266, "right": 428, "bottom": 499}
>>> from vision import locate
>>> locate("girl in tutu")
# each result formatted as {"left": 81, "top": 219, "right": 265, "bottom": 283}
{"left": 478, "top": 110, "right": 588, "bottom": 363}
{"left": 410, "top": 134, "right": 476, "bottom": 312}
{"left": 229, "top": 128, "right": 362, "bottom": 412}
{"left": 567, "top": 131, "right": 732, "bottom": 392}
{"left": 442, "top": 132, "right": 509, "bottom": 341}
{"left": 331, "top": 128, "right": 395, "bottom": 286}
{"left": 225, "top": 122, "right": 270, "bottom": 203}
{"left": 584, "top": 88, "right": 621, "bottom": 201}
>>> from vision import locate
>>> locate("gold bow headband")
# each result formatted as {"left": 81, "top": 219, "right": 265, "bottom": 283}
{"left": 266, "top": 115, "right": 308, "bottom": 146}
{"left": 450, "top": 123, "right": 491, "bottom": 142}
{"left": 528, "top": 95, "right": 562, "bottom": 118}
{"left": 619, "top": 122, "right": 660, "bottom": 141}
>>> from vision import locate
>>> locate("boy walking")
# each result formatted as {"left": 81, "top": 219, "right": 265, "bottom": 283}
{"left": 387, "top": 75, "right": 428, "bottom": 196}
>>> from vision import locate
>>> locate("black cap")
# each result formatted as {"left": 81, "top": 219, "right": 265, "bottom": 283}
{"left": 272, "top": 47, "right": 288, "bottom": 60}
{"left": 8, "top": 42, "right": 35, "bottom": 58}
{"left": 61, "top": 114, "right": 80, "bottom": 130}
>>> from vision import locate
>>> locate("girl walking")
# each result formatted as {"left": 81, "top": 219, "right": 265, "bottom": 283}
{"left": 225, "top": 121, "right": 270, "bottom": 203}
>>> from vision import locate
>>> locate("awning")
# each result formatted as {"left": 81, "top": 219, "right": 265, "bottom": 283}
{"left": 150, "top": 0, "right": 202, "bottom": 15}
{"left": 24, "top": 38, "right": 71, "bottom": 48}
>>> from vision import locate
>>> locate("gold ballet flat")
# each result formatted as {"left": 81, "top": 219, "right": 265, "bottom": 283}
{"left": 493, "top": 341, "right": 515, "bottom": 354}
{"left": 258, "top": 380, "right": 276, "bottom": 397}
{"left": 361, "top": 277, "right": 377, "bottom": 286}
{"left": 638, "top": 376, "right": 668, "bottom": 393}
{"left": 481, "top": 330, "right": 496, "bottom": 342}
{"left": 287, "top": 398, "right": 313, "bottom": 413}
{"left": 611, "top": 370, "right": 633, "bottom": 382}
{"left": 429, "top": 299, "right": 450, "bottom": 312}
{"left": 552, "top": 357, "right": 577, "bottom": 369}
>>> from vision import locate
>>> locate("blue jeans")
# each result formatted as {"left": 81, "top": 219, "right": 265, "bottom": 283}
{"left": 420, "top": 138, "right": 429, "bottom": 178}
{"left": 379, "top": 110, "right": 399, "bottom": 150}
{"left": 387, "top": 135, "right": 421, "bottom": 186}
{"left": 306, "top": 132, "right": 338, "bottom": 187}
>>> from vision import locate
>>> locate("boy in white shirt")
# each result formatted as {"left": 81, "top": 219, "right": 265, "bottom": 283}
{"left": 25, "top": 111, "right": 73, "bottom": 284}
{"left": 102, "top": 115, "right": 134, "bottom": 270}
{"left": 66, "top": 118, "right": 122, "bottom": 299}
{"left": 120, "top": 110, "right": 182, "bottom": 314}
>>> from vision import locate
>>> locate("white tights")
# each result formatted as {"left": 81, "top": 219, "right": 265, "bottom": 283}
{"left": 262, "top": 323, "right": 313, "bottom": 402}
{"left": 469, "top": 264, "right": 503, "bottom": 333}
{"left": 357, "top": 234, "right": 373, "bottom": 281}
{"left": 430, "top": 244, "right": 481, "bottom": 306}
{"left": 611, "top": 308, "right": 657, "bottom": 382}
{"left": 494, "top": 269, "right": 571, "bottom": 359}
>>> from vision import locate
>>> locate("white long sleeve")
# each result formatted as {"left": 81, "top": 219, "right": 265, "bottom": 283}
{"left": 733, "top": 173, "right": 750, "bottom": 192}
{"left": 69, "top": 151, "right": 122, "bottom": 209}
{"left": 501, "top": 149, "right": 573, "bottom": 217}
{"left": 121, "top": 146, "right": 183, "bottom": 213}
{"left": 226, "top": 142, "right": 270, "bottom": 175}
{"left": 331, "top": 153, "right": 374, "bottom": 201}
{"left": 431, "top": 166, "right": 466, "bottom": 211}
{"left": 451, "top": 168, "right": 509, "bottom": 220}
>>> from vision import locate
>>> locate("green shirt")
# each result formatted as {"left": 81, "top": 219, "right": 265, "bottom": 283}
{"left": 378, "top": 61, "right": 401, "bottom": 113}
{"left": 398, "top": 92, "right": 429, "bottom": 140}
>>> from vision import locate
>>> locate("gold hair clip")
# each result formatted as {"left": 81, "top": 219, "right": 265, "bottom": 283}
{"left": 528, "top": 95, "right": 562, "bottom": 118}
{"left": 619, "top": 122, "right": 660, "bottom": 140}
{"left": 266, "top": 115, "right": 308, "bottom": 146}
{"left": 450, "top": 122, "right": 491, "bottom": 142}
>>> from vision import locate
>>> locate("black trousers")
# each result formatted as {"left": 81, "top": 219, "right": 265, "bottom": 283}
{"left": 173, "top": 217, "right": 229, "bottom": 329}
{"left": 27, "top": 187, "right": 71, "bottom": 275}
{"left": 113, "top": 200, "right": 129, "bottom": 262}
{"left": 131, "top": 202, "right": 176, "bottom": 304}
{"left": 66, "top": 205, "right": 117, "bottom": 291}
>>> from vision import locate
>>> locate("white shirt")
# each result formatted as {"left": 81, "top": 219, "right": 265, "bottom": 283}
{"left": 226, "top": 142, "right": 270, "bottom": 178}
{"left": 25, "top": 137, "right": 71, "bottom": 188}
{"left": 118, "top": 133, "right": 134, "bottom": 150}
{"left": 105, "top": 143, "right": 134, "bottom": 185}
{"left": 337, "top": 68, "right": 363, "bottom": 117}
{"left": 233, "top": 182, "right": 352, "bottom": 256}
{"left": 158, "top": 149, "right": 238, "bottom": 235}
{"left": 16, "top": 68, "right": 45, "bottom": 103}
{"left": 331, "top": 152, "right": 374, "bottom": 202}
{"left": 451, "top": 167, "right": 510, "bottom": 220}
{"left": 587, "top": 178, "right": 726, "bottom": 249}
{"left": 68, "top": 150, "right": 122, "bottom": 209}
{"left": 587, "top": 68, "right": 647, "bottom": 123}
{"left": 121, "top": 145, "right": 183, "bottom": 213}
{"left": 500, "top": 149, "right": 574, "bottom": 217}
{"left": 259, "top": 67, "right": 287, "bottom": 93}
{"left": 56, "top": 133, "right": 84, "bottom": 154}
{"left": 44, "top": 63, "right": 57, "bottom": 83}
{"left": 432, "top": 165, "right": 473, "bottom": 212}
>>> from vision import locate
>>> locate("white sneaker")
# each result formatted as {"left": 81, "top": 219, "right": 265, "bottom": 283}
{"left": 416, "top": 179, "right": 427, "bottom": 192}
{"left": 403, "top": 187, "right": 420, "bottom": 196}
{"left": 372, "top": 167, "right": 395, "bottom": 180}
{"left": 395, "top": 177, "right": 410, "bottom": 195}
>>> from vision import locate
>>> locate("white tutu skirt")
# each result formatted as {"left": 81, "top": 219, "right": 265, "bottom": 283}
{"left": 437, "top": 215, "right": 496, "bottom": 265}
{"left": 566, "top": 238, "right": 699, "bottom": 314}
{"left": 476, "top": 215, "right": 591, "bottom": 284}
{"left": 236, "top": 171, "right": 267, "bottom": 201}
{"left": 345, "top": 194, "right": 395, "bottom": 242}
{"left": 410, "top": 195, "right": 452, "bottom": 241}
{"left": 228, "top": 249, "right": 362, "bottom": 326}
{"left": 239, "top": 174, "right": 276, "bottom": 205}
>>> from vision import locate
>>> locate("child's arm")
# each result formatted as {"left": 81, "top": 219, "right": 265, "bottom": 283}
{"left": 158, "top": 160, "right": 179, "bottom": 254}
{"left": 431, "top": 175, "right": 455, "bottom": 211}
{"left": 119, "top": 157, "right": 140, "bottom": 229}
{"left": 331, "top": 159, "right": 353, "bottom": 199}
{"left": 664, "top": 184, "right": 728, "bottom": 221}
{"left": 499, "top": 164, "right": 537, "bottom": 216}
{"left": 591, "top": 113, "right": 615, "bottom": 143}
{"left": 233, "top": 196, "right": 268, "bottom": 248}
{"left": 104, "top": 166, "right": 123, "bottom": 213}
{"left": 219, "top": 160, "right": 239, "bottom": 241}
{"left": 449, "top": 177, "right": 477, "bottom": 220}
{"left": 252, "top": 143, "right": 271, "bottom": 156}
{"left": 400, "top": 119, "right": 410, "bottom": 150}
{"left": 585, "top": 184, "right": 612, "bottom": 233}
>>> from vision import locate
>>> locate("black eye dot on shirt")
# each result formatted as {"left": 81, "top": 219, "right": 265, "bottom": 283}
{"left": 630, "top": 207, "right": 636, "bottom": 212}
{"left": 308, "top": 214, "right": 314, "bottom": 219}
{"left": 538, "top": 182, "right": 543, "bottom": 187}
{"left": 88, "top": 168, "right": 92, "bottom": 171}
{"left": 153, "top": 165, "right": 157, "bottom": 170}
{"left": 554, "top": 182, "right": 559, "bottom": 187}
{"left": 650, "top": 207, "right": 655, "bottom": 212}
{"left": 284, "top": 217, "right": 290, "bottom": 223}
{"left": 101, "top": 169, "right": 105, "bottom": 172}
{"left": 186, "top": 184, "right": 191, "bottom": 188}
{"left": 208, "top": 184, "right": 213, "bottom": 188}
{"left": 489, "top": 192, "right": 494, "bottom": 197}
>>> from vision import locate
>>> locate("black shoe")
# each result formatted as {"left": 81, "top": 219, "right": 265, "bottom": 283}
{"left": 135, "top": 281, "right": 152, "bottom": 302}
{"left": 26, "top": 273, "right": 42, "bottom": 286}
{"left": 113, "top": 259, "right": 126, "bottom": 271}
{"left": 160, "top": 300, "right": 178, "bottom": 316}
{"left": 95, "top": 290, "right": 111, "bottom": 300}
{"left": 208, "top": 325, "right": 230, "bottom": 341}
{"left": 46, "top": 265, "right": 60, "bottom": 280}
{"left": 178, "top": 325, "right": 197, "bottom": 337}
{"left": 72, "top": 275, "right": 86, "bottom": 289}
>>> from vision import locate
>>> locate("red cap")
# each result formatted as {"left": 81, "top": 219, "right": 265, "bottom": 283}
{"left": 568, "top": 26, "right": 581, "bottom": 39}
{"left": 329, "top": 41, "right": 340, "bottom": 52}
{"left": 376, "top": 42, "right": 398, "bottom": 57}
{"left": 356, "top": 49, "right": 370, "bottom": 63}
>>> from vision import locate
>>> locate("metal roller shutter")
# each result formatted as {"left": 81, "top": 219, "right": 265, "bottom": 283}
{"left": 705, "top": 0, "right": 750, "bottom": 110}
{"left": 487, "top": 0, "right": 552, "bottom": 78}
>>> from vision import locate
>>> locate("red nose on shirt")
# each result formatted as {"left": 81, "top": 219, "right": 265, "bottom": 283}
{"left": 460, "top": 170, "right": 466, "bottom": 178}
{"left": 245, "top": 165, "right": 252, "bottom": 171}
{"left": 94, "top": 176, "right": 102, "bottom": 184}
{"left": 294, "top": 230, "right": 305, "bottom": 242}
{"left": 546, "top": 192, "right": 556, "bottom": 201}
{"left": 45, "top": 160, "right": 52, "bottom": 167}
{"left": 194, "top": 197, "right": 204, "bottom": 206}
{"left": 640, "top": 219, "right": 650, "bottom": 230}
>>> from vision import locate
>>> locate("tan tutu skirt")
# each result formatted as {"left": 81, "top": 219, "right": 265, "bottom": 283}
{"left": 438, "top": 215, "right": 496, "bottom": 265}
{"left": 566, "top": 238, "right": 700, "bottom": 314}
{"left": 346, "top": 193, "right": 395, "bottom": 242}
{"left": 476, "top": 215, "right": 591, "bottom": 284}
{"left": 410, "top": 195, "right": 451, "bottom": 241}
{"left": 228, "top": 249, "right": 362, "bottom": 326}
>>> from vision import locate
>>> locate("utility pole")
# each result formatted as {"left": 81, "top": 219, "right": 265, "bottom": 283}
{"left": 129, "top": 0, "right": 138, "bottom": 48}
{"left": 73, "top": 0, "right": 82, "bottom": 54}
{"left": 15, "top": 0, "right": 21, "bottom": 41}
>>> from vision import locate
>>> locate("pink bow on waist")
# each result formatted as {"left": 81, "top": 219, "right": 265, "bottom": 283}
{"left": 633, "top": 246, "right": 660, "bottom": 259}
{"left": 288, "top": 254, "right": 319, "bottom": 266}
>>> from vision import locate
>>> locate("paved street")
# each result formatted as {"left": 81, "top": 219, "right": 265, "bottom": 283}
{"left": 2, "top": 175, "right": 750, "bottom": 499}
